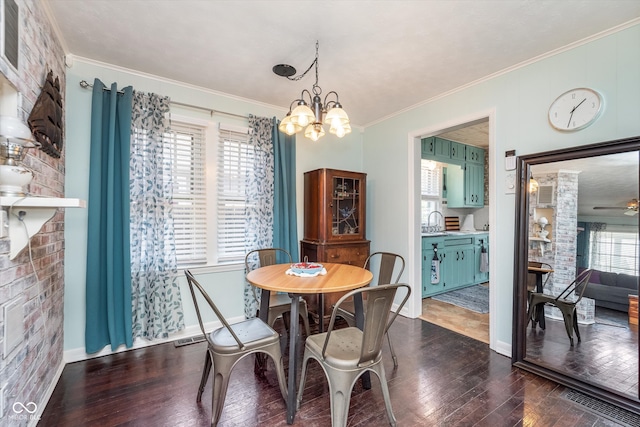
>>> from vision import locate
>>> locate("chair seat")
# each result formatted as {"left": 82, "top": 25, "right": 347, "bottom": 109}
{"left": 305, "top": 327, "right": 381, "bottom": 369}
{"left": 210, "top": 318, "right": 279, "bottom": 354}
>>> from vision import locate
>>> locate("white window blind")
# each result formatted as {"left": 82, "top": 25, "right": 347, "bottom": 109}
{"left": 164, "top": 121, "right": 207, "bottom": 266}
{"left": 421, "top": 161, "right": 440, "bottom": 197}
{"left": 421, "top": 160, "right": 442, "bottom": 226}
{"left": 217, "top": 125, "right": 252, "bottom": 264}
{"left": 589, "top": 229, "right": 639, "bottom": 275}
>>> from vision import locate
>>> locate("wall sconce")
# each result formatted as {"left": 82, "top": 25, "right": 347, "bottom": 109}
{"left": 529, "top": 173, "right": 539, "bottom": 193}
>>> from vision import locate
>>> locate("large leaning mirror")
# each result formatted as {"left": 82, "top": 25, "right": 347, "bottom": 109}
{"left": 513, "top": 136, "right": 640, "bottom": 413}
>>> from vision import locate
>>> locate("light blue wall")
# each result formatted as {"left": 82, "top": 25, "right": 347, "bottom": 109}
{"left": 63, "top": 60, "right": 364, "bottom": 353}
{"left": 363, "top": 24, "right": 640, "bottom": 352}
{"left": 64, "top": 24, "right": 640, "bottom": 356}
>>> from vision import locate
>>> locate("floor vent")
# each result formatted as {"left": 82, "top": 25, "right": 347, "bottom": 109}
{"left": 564, "top": 389, "right": 640, "bottom": 427}
{"left": 174, "top": 335, "right": 205, "bottom": 347}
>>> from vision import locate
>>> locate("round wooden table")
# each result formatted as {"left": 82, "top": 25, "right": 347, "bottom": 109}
{"left": 246, "top": 262, "right": 373, "bottom": 424}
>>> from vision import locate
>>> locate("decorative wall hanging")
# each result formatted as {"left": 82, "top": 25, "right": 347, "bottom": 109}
{"left": 28, "top": 70, "right": 64, "bottom": 158}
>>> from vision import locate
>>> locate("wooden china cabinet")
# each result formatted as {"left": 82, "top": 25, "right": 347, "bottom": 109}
{"left": 300, "top": 168, "right": 370, "bottom": 323}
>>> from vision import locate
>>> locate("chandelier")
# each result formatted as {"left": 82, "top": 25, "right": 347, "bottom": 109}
{"left": 274, "top": 41, "right": 351, "bottom": 142}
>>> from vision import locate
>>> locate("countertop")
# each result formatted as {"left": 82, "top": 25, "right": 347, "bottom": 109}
{"left": 421, "top": 230, "right": 488, "bottom": 237}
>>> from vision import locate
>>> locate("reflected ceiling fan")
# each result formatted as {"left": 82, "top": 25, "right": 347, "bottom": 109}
{"left": 593, "top": 199, "right": 639, "bottom": 216}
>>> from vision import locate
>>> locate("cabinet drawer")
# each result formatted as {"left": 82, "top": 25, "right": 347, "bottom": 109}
{"left": 444, "top": 237, "right": 473, "bottom": 246}
{"left": 324, "top": 245, "right": 368, "bottom": 266}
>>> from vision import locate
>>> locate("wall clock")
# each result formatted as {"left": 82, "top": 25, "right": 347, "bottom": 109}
{"left": 548, "top": 88, "right": 603, "bottom": 132}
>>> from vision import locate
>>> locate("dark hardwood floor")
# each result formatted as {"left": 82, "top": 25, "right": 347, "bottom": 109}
{"left": 41, "top": 316, "right": 632, "bottom": 426}
{"left": 525, "top": 307, "right": 639, "bottom": 398}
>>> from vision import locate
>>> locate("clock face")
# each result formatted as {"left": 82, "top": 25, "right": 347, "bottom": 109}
{"left": 548, "top": 88, "right": 603, "bottom": 131}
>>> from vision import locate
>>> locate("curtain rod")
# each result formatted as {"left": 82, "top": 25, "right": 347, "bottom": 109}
{"left": 78, "top": 80, "right": 249, "bottom": 120}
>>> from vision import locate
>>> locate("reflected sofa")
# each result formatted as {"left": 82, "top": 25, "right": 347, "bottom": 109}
{"left": 580, "top": 268, "right": 638, "bottom": 313}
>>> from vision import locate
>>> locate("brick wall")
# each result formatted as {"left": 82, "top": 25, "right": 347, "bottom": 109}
{"left": 529, "top": 170, "right": 594, "bottom": 324}
{"left": 0, "top": 0, "right": 66, "bottom": 424}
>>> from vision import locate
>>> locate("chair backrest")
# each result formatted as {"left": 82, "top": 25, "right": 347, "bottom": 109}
{"left": 556, "top": 268, "right": 593, "bottom": 304}
{"left": 245, "top": 248, "right": 293, "bottom": 273}
{"left": 325, "top": 283, "right": 412, "bottom": 366}
{"left": 184, "top": 270, "right": 245, "bottom": 349}
{"left": 364, "top": 252, "right": 405, "bottom": 285}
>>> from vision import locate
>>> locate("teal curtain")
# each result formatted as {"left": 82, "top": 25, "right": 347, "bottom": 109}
{"left": 576, "top": 221, "right": 590, "bottom": 268}
{"left": 272, "top": 118, "right": 299, "bottom": 261}
{"left": 85, "top": 79, "right": 134, "bottom": 354}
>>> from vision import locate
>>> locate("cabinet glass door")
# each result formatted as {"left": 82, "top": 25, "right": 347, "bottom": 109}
{"left": 332, "top": 176, "right": 362, "bottom": 237}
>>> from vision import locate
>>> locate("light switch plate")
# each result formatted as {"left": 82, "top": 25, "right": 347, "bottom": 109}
{"left": 505, "top": 173, "right": 516, "bottom": 194}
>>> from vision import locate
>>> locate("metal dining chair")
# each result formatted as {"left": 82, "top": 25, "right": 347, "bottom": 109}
{"left": 245, "top": 248, "right": 311, "bottom": 337}
{"left": 527, "top": 268, "right": 593, "bottom": 346}
{"left": 297, "top": 283, "right": 411, "bottom": 427}
{"left": 184, "top": 270, "right": 288, "bottom": 426}
{"left": 335, "top": 251, "right": 405, "bottom": 366}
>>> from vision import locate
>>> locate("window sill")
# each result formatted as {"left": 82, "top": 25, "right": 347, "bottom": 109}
{"left": 178, "top": 262, "right": 244, "bottom": 275}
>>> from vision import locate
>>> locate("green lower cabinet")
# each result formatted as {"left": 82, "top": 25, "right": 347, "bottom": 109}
{"left": 475, "top": 234, "right": 489, "bottom": 283}
{"left": 422, "top": 234, "right": 488, "bottom": 297}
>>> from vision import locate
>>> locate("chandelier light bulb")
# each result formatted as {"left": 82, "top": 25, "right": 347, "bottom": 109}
{"left": 324, "top": 107, "right": 349, "bottom": 126}
{"left": 330, "top": 122, "right": 351, "bottom": 138}
{"left": 290, "top": 104, "right": 314, "bottom": 127}
{"left": 278, "top": 114, "right": 301, "bottom": 136}
{"left": 304, "top": 123, "right": 325, "bottom": 141}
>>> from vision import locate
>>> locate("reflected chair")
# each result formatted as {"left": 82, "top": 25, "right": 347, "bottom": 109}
{"left": 297, "top": 283, "right": 411, "bottom": 427}
{"left": 335, "top": 252, "right": 405, "bottom": 366}
{"left": 527, "top": 268, "right": 593, "bottom": 346}
{"left": 184, "top": 270, "right": 288, "bottom": 426}
{"left": 245, "top": 248, "right": 310, "bottom": 337}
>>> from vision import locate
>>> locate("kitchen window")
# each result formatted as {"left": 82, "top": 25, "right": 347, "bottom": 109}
{"left": 421, "top": 160, "right": 442, "bottom": 228}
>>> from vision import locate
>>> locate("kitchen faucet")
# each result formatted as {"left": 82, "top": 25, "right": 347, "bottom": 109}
{"left": 426, "top": 210, "right": 444, "bottom": 233}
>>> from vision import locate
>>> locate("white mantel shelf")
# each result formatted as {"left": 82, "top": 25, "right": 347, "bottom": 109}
{"left": 1, "top": 196, "right": 86, "bottom": 259}
{"left": 529, "top": 236, "right": 552, "bottom": 256}
{"left": 0, "top": 196, "right": 86, "bottom": 208}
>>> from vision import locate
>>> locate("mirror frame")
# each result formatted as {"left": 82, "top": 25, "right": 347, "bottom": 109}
{"left": 512, "top": 136, "right": 640, "bottom": 413}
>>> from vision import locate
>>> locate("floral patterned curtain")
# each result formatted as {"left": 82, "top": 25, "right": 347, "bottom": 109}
{"left": 243, "top": 115, "right": 274, "bottom": 318}
{"left": 129, "top": 91, "right": 184, "bottom": 339}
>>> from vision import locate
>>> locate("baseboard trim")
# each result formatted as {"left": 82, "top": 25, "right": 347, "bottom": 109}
{"left": 28, "top": 359, "right": 65, "bottom": 427}
{"left": 493, "top": 339, "right": 511, "bottom": 358}
{"left": 63, "top": 316, "right": 244, "bottom": 363}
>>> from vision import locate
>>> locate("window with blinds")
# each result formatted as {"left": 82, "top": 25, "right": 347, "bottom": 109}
{"left": 164, "top": 122, "right": 207, "bottom": 266}
{"left": 216, "top": 125, "right": 252, "bottom": 264}
{"left": 421, "top": 160, "right": 442, "bottom": 226}
{"left": 589, "top": 229, "right": 639, "bottom": 275}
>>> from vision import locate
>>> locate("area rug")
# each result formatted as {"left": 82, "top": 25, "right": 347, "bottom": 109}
{"left": 595, "top": 307, "right": 629, "bottom": 328}
{"left": 431, "top": 285, "right": 489, "bottom": 314}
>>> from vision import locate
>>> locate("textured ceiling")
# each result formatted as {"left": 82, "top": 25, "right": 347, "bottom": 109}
{"left": 44, "top": 0, "right": 640, "bottom": 127}
{"left": 42, "top": 1, "right": 639, "bottom": 219}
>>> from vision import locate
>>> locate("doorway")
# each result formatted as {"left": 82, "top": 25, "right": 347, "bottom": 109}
{"left": 417, "top": 118, "right": 491, "bottom": 343}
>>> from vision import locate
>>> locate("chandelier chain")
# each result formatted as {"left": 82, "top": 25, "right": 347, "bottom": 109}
{"left": 287, "top": 40, "right": 320, "bottom": 91}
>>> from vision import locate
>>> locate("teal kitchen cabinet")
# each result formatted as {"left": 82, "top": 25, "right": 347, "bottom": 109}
{"left": 450, "top": 141, "right": 466, "bottom": 163}
{"left": 446, "top": 163, "right": 484, "bottom": 208}
{"left": 466, "top": 145, "right": 485, "bottom": 164}
{"left": 422, "top": 237, "right": 445, "bottom": 297}
{"left": 474, "top": 234, "right": 489, "bottom": 283}
{"left": 422, "top": 234, "right": 488, "bottom": 297}
{"left": 442, "top": 237, "right": 475, "bottom": 290}
{"left": 421, "top": 137, "right": 454, "bottom": 163}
